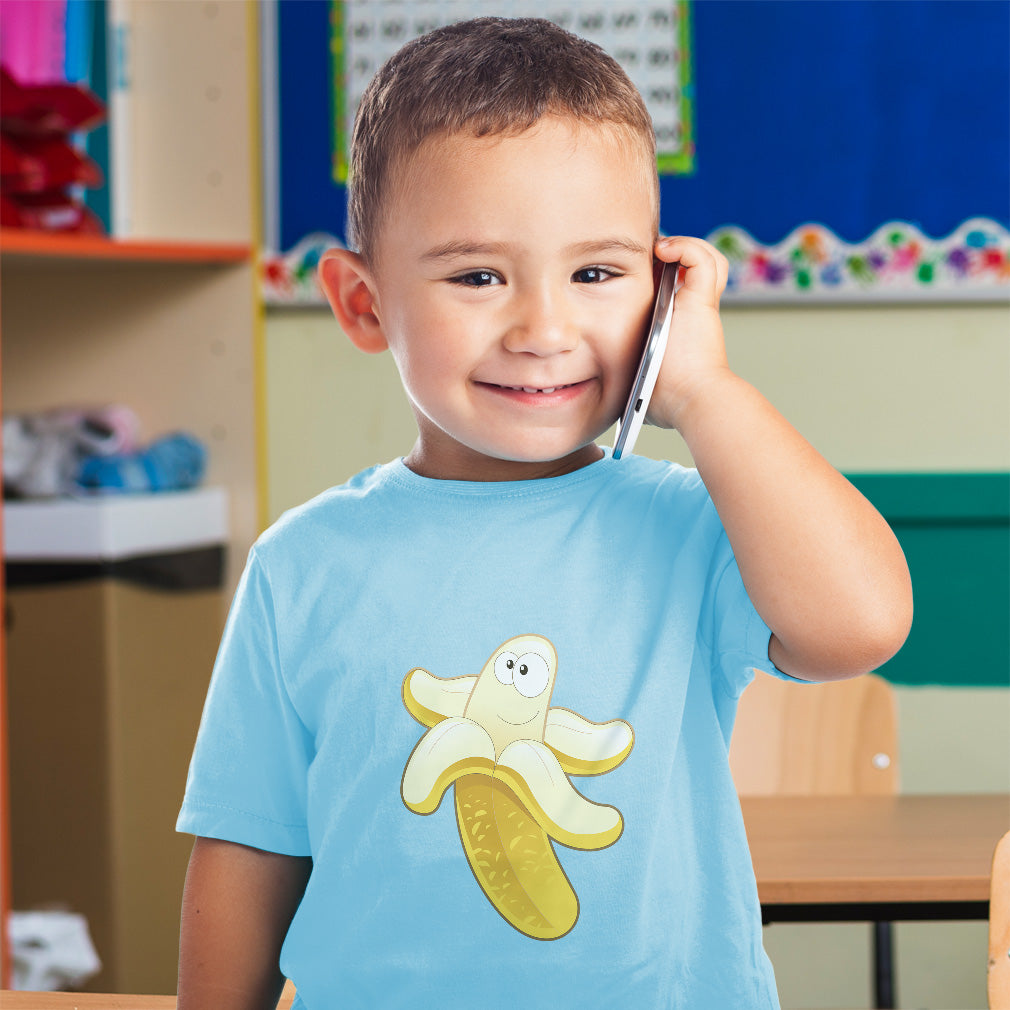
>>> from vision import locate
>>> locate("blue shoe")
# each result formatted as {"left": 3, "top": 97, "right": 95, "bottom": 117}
{"left": 75, "top": 432, "right": 206, "bottom": 494}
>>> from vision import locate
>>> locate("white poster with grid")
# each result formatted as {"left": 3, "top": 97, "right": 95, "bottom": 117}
{"left": 332, "top": 0, "right": 694, "bottom": 181}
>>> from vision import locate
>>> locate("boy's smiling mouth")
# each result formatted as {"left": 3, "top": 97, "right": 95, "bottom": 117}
{"left": 473, "top": 380, "right": 600, "bottom": 413}
{"left": 477, "top": 380, "right": 590, "bottom": 396}
{"left": 494, "top": 382, "right": 579, "bottom": 394}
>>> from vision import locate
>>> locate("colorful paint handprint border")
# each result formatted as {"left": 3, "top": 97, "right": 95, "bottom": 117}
{"left": 262, "top": 217, "right": 1010, "bottom": 306}
{"left": 711, "top": 217, "right": 1010, "bottom": 304}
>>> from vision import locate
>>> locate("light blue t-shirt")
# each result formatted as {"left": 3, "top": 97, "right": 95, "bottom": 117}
{"left": 179, "top": 452, "right": 788, "bottom": 1009}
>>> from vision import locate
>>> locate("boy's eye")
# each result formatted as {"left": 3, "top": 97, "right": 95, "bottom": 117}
{"left": 572, "top": 266, "right": 617, "bottom": 284}
{"left": 453, "top": 270, "right": 501, "bottom": 287}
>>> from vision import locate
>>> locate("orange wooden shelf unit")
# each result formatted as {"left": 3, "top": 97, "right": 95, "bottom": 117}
{"left": 0, "top": 228, "right": 251, "bottom": 265}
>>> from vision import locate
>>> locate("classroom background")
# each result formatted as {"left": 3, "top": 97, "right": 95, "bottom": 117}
{"left": 0, "top": 1, "right": 1007, "bottom": 1007}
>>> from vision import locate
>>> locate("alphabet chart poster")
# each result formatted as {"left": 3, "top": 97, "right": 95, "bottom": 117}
{"left": 330, "top": 0, "right": 694, "bottom": 183}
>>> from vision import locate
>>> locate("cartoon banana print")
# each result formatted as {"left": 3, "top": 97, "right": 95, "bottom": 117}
{"left": 400, "top": 634, "right": 634, "bottom": 940}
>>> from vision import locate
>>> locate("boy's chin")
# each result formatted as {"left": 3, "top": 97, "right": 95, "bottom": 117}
{"left": 470, "top": 443, "right": 606, "bottom": 480}
{"left": 408, "top": 438, "right": 605, "bottom": 482}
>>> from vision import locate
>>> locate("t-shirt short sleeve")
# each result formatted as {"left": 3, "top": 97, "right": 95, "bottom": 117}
{"left": 704, "top": 525, "right": 811, "bottom": 698}
{"left": 177, "top": 547, "right": 313, "bottom": 856}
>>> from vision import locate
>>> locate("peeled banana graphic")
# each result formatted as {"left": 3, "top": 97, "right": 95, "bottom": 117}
{"left": 400, "top": 634, "right": 634, "bottom": 940}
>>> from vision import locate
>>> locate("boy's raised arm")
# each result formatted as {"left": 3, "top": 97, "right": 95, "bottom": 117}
{"left": 178, "top": 837, "right": 312, "bottom": 1010}
{"left": 651, "top": 237, "right": 913, "bottom": 682}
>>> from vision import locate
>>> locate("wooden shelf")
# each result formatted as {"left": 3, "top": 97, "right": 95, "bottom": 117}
{"left": 0, "top": 229, "right": 252, "bottom": 265}
{"left": 0, "top": 3, "right": 260, "bottom": 990}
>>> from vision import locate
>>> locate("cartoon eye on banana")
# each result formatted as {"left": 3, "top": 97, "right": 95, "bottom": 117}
{"left": 400, "top": 634, "right": 634, "bottom": 940}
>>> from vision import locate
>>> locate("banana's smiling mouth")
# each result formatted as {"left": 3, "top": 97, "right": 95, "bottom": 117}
{"left": 498, "top": 713, "right": 538, "bottom": 726}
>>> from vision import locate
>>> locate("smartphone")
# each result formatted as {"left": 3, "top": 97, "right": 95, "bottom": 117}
{"left": 612, "top": 260, "right": 679, "bottom": 460}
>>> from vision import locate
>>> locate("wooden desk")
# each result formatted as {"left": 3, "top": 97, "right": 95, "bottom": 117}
{"left": 0, "top": 988, "right": 296, "bottom": 1009}
{"left": 743, "top": 793, "right": 1008, "bottom": 922}
{"left": 0, "top": 997, "right": 177, "bottom": 1009}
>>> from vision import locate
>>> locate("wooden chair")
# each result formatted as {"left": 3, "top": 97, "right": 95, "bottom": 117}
{"left": 730, "top": 670, "right": 898, "bottom": 797}
{"left": 991, "top": 830, "right": 1010, "bottom": 1009}
{"left": 730, "top": 671, "right": 899, "bottom": 1008}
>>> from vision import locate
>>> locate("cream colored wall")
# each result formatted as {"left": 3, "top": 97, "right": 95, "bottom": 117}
{"left": 638, "top": 301, "right": 1010, "bottom": 473}
{"left": 264, "top": 307, "right": 415, "bottom": 520}
{"left": 264, "top": 299, "right": 1009, "bottom": 1010}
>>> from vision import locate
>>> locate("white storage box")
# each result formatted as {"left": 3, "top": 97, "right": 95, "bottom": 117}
{"left": 4, "top": 487, "right": 228, "bottom": 561}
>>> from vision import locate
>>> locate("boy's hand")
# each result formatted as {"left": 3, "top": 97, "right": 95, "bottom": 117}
{"left": 646, "top": 236, "right": 732, "bottom": 433}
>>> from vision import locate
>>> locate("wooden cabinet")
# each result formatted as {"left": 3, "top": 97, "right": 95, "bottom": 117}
{"left": 0, "top": 1, "right": 261, "bottom": 992}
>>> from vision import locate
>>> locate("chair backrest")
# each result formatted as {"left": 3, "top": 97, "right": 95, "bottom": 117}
{"left": 729, "top": 671, "right": 898, "bottom": 796}
{"left": 991, "top": 830, "right": 1010, "bottom": 1009}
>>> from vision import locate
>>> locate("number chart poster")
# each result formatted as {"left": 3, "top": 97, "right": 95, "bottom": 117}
{"left": 264, "top": 0, "right": 1009, "bottom": 304}
{"left": 332, "top": 0, "right": 693, "bottom": 182}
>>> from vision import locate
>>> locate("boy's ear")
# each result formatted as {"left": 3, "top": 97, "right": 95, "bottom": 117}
{"left": 318, "top": 249, "right": 388, "bottom": 354}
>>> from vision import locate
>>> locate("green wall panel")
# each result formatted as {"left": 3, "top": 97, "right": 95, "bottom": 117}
{"left": 848, "top": 473, "right": 1009, "bottom": 687}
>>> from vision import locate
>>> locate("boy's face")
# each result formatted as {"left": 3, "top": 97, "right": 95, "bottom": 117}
{"left": 366, "top": 117, "right": 657, "bottom": 481}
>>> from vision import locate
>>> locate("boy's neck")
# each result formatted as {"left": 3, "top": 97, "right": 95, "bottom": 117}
{"left": 402, "top": 442, "right": 605, "bottom": 482}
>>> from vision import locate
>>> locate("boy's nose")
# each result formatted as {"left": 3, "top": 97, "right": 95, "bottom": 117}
{"left": 502, "top": 287, "right": 579, "bottom": 356}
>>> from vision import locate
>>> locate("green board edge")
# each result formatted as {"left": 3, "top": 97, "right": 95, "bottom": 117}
{"left": 847, "top": 472, "right": 1009, "bottom": 688}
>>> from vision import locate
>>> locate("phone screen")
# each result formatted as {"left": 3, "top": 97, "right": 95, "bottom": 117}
{"left": 612, "top": 261, "right": 678, "bottom": 460}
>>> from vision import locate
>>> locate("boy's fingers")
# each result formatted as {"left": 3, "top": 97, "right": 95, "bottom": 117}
{"left": 655, "top": 236, "right": 729, "bottom": 300}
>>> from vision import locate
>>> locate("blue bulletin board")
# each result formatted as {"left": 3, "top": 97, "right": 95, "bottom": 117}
{"left": 263, "top": 0, "right": 1010, "bottom": 304}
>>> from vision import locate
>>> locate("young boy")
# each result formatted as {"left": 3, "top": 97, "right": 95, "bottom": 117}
{"left": 177, "top": 17, "right": 911, "bottom": 1010}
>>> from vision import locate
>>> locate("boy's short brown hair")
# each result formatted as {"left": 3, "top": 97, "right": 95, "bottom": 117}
{"left": 348, "top": 16, "right": 658, "bottom": 264}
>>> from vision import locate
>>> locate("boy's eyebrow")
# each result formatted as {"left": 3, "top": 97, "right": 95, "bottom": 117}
{"left": 421, "top": 237, "right": 652, "bottom": 261}
{"left": 421, "top": 240, "right": 514, "bottom": 262}
{"left": 564, "top": 237, "right": 652, "bottom": 258}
